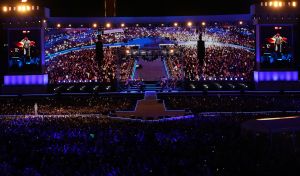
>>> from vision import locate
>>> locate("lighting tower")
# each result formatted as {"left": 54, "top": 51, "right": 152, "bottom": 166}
{"left": 104, "top": 0, "right": 116, "bottom": 17}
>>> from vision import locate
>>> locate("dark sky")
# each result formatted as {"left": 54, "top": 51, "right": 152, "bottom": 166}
{"left": 41, "top": 0, "right": 253, "bottom": 17}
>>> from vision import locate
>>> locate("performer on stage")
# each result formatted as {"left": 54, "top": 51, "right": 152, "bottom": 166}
{"left": 272, "top": 33, "right": 285, "bottom": 53}
{"left": 17, "top": 37, "right": 36, "bottom": 63}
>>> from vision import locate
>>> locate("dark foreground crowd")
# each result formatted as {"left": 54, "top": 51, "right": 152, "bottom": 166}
{"left": 160, "top": 93, "right": 300, "bottom": 113}
{"left": 0, "top": 114, "right": 299, "bottom": 176}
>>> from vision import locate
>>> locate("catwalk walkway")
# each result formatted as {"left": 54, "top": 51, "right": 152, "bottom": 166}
{"left": 116, "top": 91, "right": 185, "bottom": 118}
{"left": 134, "top": 58, "right": 167, "bottom": 81}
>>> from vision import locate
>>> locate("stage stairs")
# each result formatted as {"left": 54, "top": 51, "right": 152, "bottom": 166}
{"left": 116, "top": 91, "right": 185, "bottom": 118}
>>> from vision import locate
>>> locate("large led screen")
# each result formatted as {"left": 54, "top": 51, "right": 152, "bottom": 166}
{"left": 8, "top": 29, "right": 42, "bottom": 73}
{"left": 260, "top": 26, "right": 294, "bottom": 69}
{"left": 45, "top": 23, "right": 255, "bottom": 84}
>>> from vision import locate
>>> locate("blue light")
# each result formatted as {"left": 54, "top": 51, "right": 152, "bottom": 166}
{"left": 4, "top": 75, "right": 48, "bottom": 86}
{"left": 254, "top": 71, "right": 298, "bottom": 82}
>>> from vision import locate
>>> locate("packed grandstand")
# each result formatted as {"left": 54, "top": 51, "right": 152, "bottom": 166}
{"left": 1, "top": 0, "right": 300, "bottom": 175}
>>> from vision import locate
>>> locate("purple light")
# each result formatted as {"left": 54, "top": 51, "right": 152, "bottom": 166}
{"left": 4, "top": 75, "right": 49, "bottom": 86}
{"left": 254, "top": 71, "right": 298, "bottom": 82}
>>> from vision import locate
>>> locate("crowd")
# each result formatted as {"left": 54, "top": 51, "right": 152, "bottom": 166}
{"left": 120, "top": 56, "right": 135, "bottom": 82}
{"left": 45, "top": 28, "right": 97, "bottom": 55}
{"left": 165, "top": 44, "right": 255, "bottom": 81}
{"left": 46, "top": 47, "right": 135, "bottom": 84}
{"left": 45, "top": 24, "right": 254, "bottom": 55}
{"left": 203, "top": 45, "right": 255, "bottom": 80}
{"left": 204, "top": 25, "right": 255, "bottom": 48}
{"left": 0, "top": 112, "right": 299, "bottom": 175}
{"left": 165, "top": 46, "right": 200, "bottom": 81}
{"left": 46, "top": 49, "right": 100, "bottom": 84}
{"left": 0, "top": 95, "right": 142, "bottom": 115}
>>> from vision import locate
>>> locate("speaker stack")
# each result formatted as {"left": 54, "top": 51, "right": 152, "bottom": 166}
{"left": 197, "top": 33, "right": 205, "bottom": 65}
{"left": 96, "top": 34, "right": 104, "bottom": 64}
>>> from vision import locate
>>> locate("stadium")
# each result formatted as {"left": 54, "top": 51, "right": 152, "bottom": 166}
{"left": 0, "top": 0, "right": 300, "bottom": 175}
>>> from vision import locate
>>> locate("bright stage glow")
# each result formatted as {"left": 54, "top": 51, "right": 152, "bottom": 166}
{"left": 21, "top": 0, "right": 28, "bottom": 2}
{"left": 121, "top": 23, "right": 125, "bottom": 27}
{"left": 239, "top": 21, "right": 243, "bottom": 25}
{"left": 187, "top": 21, "right": 192, "bottom": 27}
{"left": 201, "top": 22, "right": 206, "bottom": 26}
{"left": 93, "top": 23, "right": 98, "bottom": 28}
{"left": 173, "top": 22, "right": 178, "bottom": 27}
{"left": 56, "top": 23, "right": 61, "bottom": 28}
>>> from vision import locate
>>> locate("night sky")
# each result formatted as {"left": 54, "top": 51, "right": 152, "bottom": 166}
{"left": 40, "top": 0, "right": 254, "bottom": 17}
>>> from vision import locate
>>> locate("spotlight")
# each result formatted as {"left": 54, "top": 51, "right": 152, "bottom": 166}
{"left": 106, "top": 86, "right": 111, "bottom": 91}
{"left": 174, "top": 22, "right": 178, "bottom": 27}
{"left": 239, "top": 21, "right": 243, "bottom": 25}
{"left": 68, "top": 24, "right": 72, "bottom": 27}
{"left": 106, "top": 23, "right": 111, "bottom": 28}
{"left": 269, "top": 1, "right": 273, "bottom": 6}
{"left": 93, "top": 23, "right": 98, "bottom": 28}
{"left": 93, "top": 86, "right": 99, "bottom": 91}
{"left": 57, "top": 23, "right": 61, "bottom": 28}
{"left": 187, "top": 21, "right": 193, "bottom": 27}
{"left": 292, "top": 1, "right": 297, "bottom": 7}
{"left": 126, "top": 49, "right": 130, "bottom": 54}
{"left": 3, "top": 6, "right": 8, "bottom": 12}
{"left": 80, "top": 86, "right": 86, "bottom": 91}
{"left": 136, "top": 24, "right": 139, "bottom": 27}
{"left": 201, "top": 22, "right": 206, "bottom": 26}
{"left": 121, "top": 23, "right": 125, "bottom": 27}
{"left": 169, "top": 49, "right": 174, "bottom": 54}
{"left": 190, "top": 84, "right": 196, "bottom": 90}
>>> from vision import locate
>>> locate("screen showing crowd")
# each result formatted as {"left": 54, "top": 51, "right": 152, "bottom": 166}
{"left": 8, "top": 30, "right": 42, "bottom": 73}
{"left": 45, "top": 23, "right": 255, "bottom": 84}
{"left": 260, "top": 26, "right": 294, "bottom": 69}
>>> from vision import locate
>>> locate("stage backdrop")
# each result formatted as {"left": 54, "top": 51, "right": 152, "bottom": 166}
{"left": 44, "top": 22, "right": 255, "bottom": 84}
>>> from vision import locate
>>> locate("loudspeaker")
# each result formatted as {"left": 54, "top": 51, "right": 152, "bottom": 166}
{"left": 96, "top": 41, "right": 104, "bottom": 63}
{"left": 197, "top": 40, "right": 205, "bottom": 65}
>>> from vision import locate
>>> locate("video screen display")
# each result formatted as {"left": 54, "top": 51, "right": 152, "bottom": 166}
{"left": 45, "top": 23, "right": 255, "bottom": 84}
{"left": 8, "top": 30, "right": 42, "bottom": 73}
{"left": 260, "top": 26, "right": 294, "bottom": 68}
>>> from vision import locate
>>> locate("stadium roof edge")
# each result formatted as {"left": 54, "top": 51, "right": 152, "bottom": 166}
{"left": 47, "top": 14, "right": 251, "bottom": 24}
